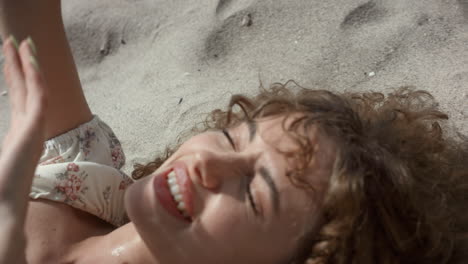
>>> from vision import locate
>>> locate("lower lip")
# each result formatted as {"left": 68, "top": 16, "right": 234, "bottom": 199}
{"left": 153, "top": 170, "right": 190, "bottom": 223}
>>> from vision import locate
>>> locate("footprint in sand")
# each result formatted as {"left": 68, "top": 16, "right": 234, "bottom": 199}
{"left": 201, "top": 0, "right": 255, "bottom": 61}
{"left": 340, "top": 0, "right": 388, "bottom": 29}
{"left": 458, "top": 0, "right": 468, "bottom": 21}
{"left": 215, "top": 0, "right": 254, "bottom": 20}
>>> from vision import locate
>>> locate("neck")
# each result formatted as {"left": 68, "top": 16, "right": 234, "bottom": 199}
{"left": 63, "top": 223, "right": 157, "bottom": 264}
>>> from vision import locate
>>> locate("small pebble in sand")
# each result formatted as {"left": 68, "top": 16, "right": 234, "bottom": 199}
{"left": 1, "top": 91, "right": 7, "bottom": 96}
{"left": 241, "top": 13, "right": 253, "bottom": 27}
{"left": 368, "top": 71, "right": 376, "bottom": 77}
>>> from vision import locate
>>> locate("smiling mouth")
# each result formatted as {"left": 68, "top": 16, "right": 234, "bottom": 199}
{"left": 167, "top": 171, "right": 191, "bottom": 219}
{"left": 153, "top": 163, "right": 194, "bottom": 223}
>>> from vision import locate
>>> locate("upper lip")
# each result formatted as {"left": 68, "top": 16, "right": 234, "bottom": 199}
{"left": 171, "top": 161, "right": 195, "bottom": 220}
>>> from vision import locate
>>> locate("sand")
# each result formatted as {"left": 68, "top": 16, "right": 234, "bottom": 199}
{"left": 1, "top": 0, "right": 467, "bottom": 174}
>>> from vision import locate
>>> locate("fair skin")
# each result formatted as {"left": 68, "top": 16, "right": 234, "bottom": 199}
{"left": 0, "top": 1, "right": 336, "bottom": 263}
{"left": 0, "top": 35, "right": 47, "bottom": 264}
{"left": 125, "top": 114, "right": 336, "bottom": 264}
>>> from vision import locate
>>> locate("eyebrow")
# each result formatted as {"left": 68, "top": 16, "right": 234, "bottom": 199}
{"left": 259, "top": 166, "right": 280, "bottom": 215}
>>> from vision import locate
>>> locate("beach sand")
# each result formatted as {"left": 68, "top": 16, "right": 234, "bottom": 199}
{"left": 1, "top": 0, "right": 467, "bottom": 174}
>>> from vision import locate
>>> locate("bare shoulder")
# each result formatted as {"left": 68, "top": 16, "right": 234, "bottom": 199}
{"left": 25, "top": 199, "right": 114, "bottom": 264}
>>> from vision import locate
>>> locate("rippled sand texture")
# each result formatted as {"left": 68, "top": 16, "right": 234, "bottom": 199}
{"left": 1, "top": 0, "right": 467, "bottom": 172}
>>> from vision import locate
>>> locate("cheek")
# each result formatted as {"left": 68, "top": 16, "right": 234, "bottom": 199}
{"left": 196, "top": 197, "right": 265, "bottom": 252}
{"left": 197, "top": 196, "right": 246, "bottom": 237}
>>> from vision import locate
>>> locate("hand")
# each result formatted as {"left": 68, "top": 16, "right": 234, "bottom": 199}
{"left": 2, "top": 36, "right": 46, "bottom": 153}
{"left": 0, "top": 36, "right": 47, "bottom": 264}
{"left": 0, "top": 34, "right": 47, "bottom": 214}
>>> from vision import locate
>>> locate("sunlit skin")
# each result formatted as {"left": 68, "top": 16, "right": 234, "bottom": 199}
{"left": 0, "top": 34, "right": 336, "bottom": 264}
{"left": 0, "top": 31, "right": 339, "bottom": 264}
{"left": 125, "top": 114, "right": 337, "bottom": 264}
{"left": 0, "top": 35, "right": 337, "bottom": 263}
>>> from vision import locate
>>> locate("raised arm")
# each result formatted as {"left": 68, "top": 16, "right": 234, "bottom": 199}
{"left": 0, "top": 36, "right": 47, "bottom": 264}
{"left": 0, "top": 0, "right": 92, "bottom": 139}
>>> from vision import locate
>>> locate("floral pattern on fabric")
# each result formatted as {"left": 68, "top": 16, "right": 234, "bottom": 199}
{"left": 30, "top": 116, "right": 131, "bottom": 226}
{"left": 108, "top": 131, "right": 125, "bottom": 169}
{"left": 54, "top": 163, "right": 89, "bottom": 204}
{"left": 67, "top": 163, "right": 80, "bottom": 172}
{"left": 111, "top": 147, "right": 125, "bottom": 169}
{"left": 103, "top": 186, "right": 112, "bottom": 203}
{"left": 78, "top": 128, "right": 98, "bottom": 157}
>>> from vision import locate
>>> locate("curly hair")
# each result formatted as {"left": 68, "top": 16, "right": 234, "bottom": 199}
{"left": 132, "top": 80, "right": 468, "bottom": 264}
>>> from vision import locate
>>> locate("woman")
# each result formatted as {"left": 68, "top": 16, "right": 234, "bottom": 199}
{"left": 1, "top": 1, "right": 467, "bottom": 264}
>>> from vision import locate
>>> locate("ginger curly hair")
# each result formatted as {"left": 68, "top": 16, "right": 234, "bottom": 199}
{"left": 132, "top": 80, "right": 468, "bottom": 264}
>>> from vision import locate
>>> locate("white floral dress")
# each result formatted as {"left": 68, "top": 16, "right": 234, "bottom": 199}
{"left": 30, "top": 116, "right": 132, "bottom": 226}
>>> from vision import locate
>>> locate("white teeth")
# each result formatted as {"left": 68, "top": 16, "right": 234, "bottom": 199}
{"left": 170, "top": 184, "right": 180, "bottom": 195}
{"left": 168, "top": 177, "right": 177, "bottom": 185}
{"left": 177, "top": 202, "right": 186, "bottom": 211}
{"left": 166, "top": 171, "right": 190, "bottom": 218}
{"left": 168, "top": 171, "right": 176, "bottom": 179}
{"left": 174, "top": 194, "right": 183, "bottom": 202}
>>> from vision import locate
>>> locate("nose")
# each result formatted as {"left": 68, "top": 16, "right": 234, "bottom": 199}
{"left": 191, "top": 150, "right": 250, "bottom": 191}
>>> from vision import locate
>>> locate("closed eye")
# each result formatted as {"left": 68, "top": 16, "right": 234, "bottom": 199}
{"left": 245, "top": 173, "right": 259, "bottom": 215}
{"left": 221, "top": 128, "right": 259, "bottom": 216}
{"left": 222, "top": 129, "right": 236, "bottom": 150}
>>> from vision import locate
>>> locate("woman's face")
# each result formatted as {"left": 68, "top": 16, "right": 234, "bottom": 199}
{"left": 125, "top": 114, "right": 336, "bottom": 264}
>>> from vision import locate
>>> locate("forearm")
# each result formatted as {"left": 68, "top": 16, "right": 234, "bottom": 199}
{"left": 0, "top": 34, "right": 48, "bottom": 264}
{"left": 0, "top": 0, "right": 59, "bottom": 37}
{"left": 0, "top": 0, "right": 66, "bottom": 70}
{"left": 0, "top": 140, "right": 39, "bottom": 219}
{"left": 0, "top": 134, "right": 42, "bottom": 260}
{"left": 0, "top": 0, "right": 92, "bottom": 139}
{"left": 0, "top": 208, "right": 27, "bottom": 264}
{"left": 0, "top": 141, "right": 35, "bottom": 264}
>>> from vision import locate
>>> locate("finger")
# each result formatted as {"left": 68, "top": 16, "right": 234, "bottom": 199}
{"left": 18, "top": 37, "right": 41, "bottom": 110}
{"left": 19, "top": 38, "right": 47, "bottom": 128}
{"left": 26, "top": 69, "right": 47, "bottom": 131}
{"left": 18, "top": 37, "right": 40, "bottom": 78}
{"left": 2, "top": 36, "right": 26, "bottom": 110}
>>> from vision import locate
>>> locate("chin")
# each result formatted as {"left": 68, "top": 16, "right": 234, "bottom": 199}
{"left": 124, "top": 175, "right": 156, "bottom": 225}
